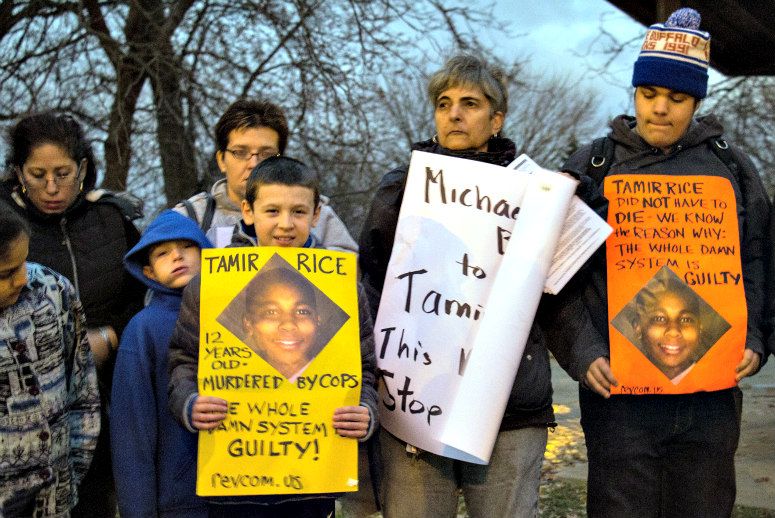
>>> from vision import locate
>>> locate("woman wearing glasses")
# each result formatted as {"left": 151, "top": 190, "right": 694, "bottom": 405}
{"left": 1, "top": 112, "right": 145, "bottom": 518}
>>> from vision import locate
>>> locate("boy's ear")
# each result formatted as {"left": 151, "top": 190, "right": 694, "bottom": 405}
{"left": 241, "top": 199, "right": 255, "bottom": 226}
{"left": 311, "top": 203, "right": 321, "bottom": 228}
{"left": 215, "top": 150, "right": 226, "bottom": 175}
{"left": 142, "top": 264, "right": 158, "bottom": 281}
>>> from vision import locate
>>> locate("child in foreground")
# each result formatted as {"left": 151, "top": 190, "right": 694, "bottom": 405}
{"left": 0, "top": 209, "right": 100, "bottom": 516}
{"left": 168, "top": 156, "right": 377, "bottom": 518}
{"left": 110, "top": 210, "right": 212, "bottom": 518}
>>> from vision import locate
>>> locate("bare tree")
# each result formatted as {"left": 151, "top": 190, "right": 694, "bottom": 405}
{"left": 704, "top": 76, "right": 775, "bottom": 195}
{"left": 505, "top": 73, "right": 603, "bottom": 169}
{"left": 0, "top": 1, "right": 499, "bottom": 206}
{"left": 0, "top": 1, "right": 605, "bottom": 236}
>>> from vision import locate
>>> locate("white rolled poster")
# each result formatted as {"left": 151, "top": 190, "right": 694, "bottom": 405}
{"left": 375, "top": 151, "right": 577, "bottom": 463}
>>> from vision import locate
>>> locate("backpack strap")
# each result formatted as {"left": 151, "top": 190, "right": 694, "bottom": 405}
{"left": 710, "top": 138, "right": 740, "bottom": 180}
{"left": 200, "top": 192, "right": 216, "bottom": 232}
{"left": 586, "top": 136, "right": 615, "bottom": 185}
{"left": 93, "top": 190, "right": 144, "bottom": 221}
{"left": 181, "top": 198, "right": 199, "bottom": 225}
{"left": 710, "top": 138, "right": 746, "bottom": 208}
{"left": 180, "top": 192, "right": 216, "bottom": 231}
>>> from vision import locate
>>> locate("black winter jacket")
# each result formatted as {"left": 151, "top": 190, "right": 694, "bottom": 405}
{"left": 556, "top": 114, "right": 771, "bottom": 381}
{"left": 0, "top": 182, "right": 145, "bottom": 388}
{"left": 1, "top": 182, "right": 144, "bottom": 333}
{"left": 358, "top": 136, "right": 556, "bottom": 431}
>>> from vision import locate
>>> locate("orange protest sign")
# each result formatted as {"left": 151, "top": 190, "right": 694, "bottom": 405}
{"left": 605, "top": 174, "right": 746, "bottom": 394}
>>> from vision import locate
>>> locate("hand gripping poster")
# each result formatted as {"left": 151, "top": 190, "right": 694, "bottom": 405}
{"left": 375, "top": 150, "right": 578, "bottom": 464}
{"left": 197, "top": 248, "right": 361, "bottom": 495}
{"left": 605, "top": 174, "right": 746, "bottom": 394}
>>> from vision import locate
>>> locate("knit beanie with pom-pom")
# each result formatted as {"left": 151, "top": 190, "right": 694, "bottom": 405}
{"left": 632, "top": 7, "right": 711, "bottom": 99}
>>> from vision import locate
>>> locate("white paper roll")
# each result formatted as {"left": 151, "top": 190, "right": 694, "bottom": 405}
{"left": 439, "top": 170, "right": 577, "bottom": 463}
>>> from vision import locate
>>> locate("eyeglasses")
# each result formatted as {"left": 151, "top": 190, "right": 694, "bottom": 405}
{"left": 20, "top": 160, "right": 85, "bottom": 189}
{"left": 224, "top": 148, "right": 280, "bottom": 162}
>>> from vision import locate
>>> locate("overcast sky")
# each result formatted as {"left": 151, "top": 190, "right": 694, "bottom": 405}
{"left": 483, "top": 0, "right": 644, "bottom": 119}
{"left": 477, "top": 1, "right": 725, "bottom": 121}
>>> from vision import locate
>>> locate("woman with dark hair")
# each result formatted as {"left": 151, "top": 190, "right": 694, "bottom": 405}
{"left": 0, "top": 208, "right": 100, "bottom": 517}
{"left": 1, "top": 112, "right": 145, "bottom": 517}
{"left": 359, "top": 54, "right": 556, "bottom": 517}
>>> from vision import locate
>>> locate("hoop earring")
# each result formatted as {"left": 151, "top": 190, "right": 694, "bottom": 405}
{"left": 432, "top": 134, "right": 438, "bottom": 144}
{"left": 14, "top": 166, "right": 26, "bottom": 194}
{"left": 78, "top": 159, "right": 86, "bottom": 192}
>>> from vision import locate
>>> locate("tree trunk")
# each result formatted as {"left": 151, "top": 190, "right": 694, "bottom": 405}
{"left": 102, "top": 58, "right": 146, "bottom": 191}
{"left": 150, "top": 36, "right": 198, "bottom": 205}
{"left": 99, "top": 0, "right": 156, "bottom": 191}
{"left": 103, "top": 0, "right": 197, "bottom": 200}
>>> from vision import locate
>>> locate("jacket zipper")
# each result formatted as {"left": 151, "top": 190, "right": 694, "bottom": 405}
{"left": 60, "top": 218, "right": 80, "bottom": 297}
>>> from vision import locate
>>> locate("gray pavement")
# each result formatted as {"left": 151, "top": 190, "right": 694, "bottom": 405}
{"left": 550, "top": 357, "right": 775, "bottom": 511}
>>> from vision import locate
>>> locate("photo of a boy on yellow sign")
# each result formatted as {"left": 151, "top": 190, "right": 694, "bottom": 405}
{"left": 242, "top": 268, "right": 320, "bottom": 379}
{"left": 216, "top": 254, "right": 351, "bottom": 383}
{"left": 193, "top": 247, "right": 374, "bottom": 498}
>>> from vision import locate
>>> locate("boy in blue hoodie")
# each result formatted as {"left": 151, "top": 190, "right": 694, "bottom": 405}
{"left": 168, "top": 157, "right": 377, "bottom": 518}
{"left": 110, "top": 210, "right": 212, "bottom": 518}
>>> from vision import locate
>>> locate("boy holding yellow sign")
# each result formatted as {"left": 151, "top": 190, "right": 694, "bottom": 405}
{"left": 168, "top": 157, "right": 377, "bottom": 517}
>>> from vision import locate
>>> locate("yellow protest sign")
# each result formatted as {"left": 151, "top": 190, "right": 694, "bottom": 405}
{"left": 196, "top": 247, "right": 361, "bottom": 496}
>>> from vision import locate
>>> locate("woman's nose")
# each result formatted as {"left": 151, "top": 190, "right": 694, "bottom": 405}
{"left": 246, "top": 152, "right": 262, "bottom": 169}
{"left": 449, "top": 103, "right": 462, "bottom": 121}
{"left": 44, "top": 176, "right": 59, "bottom": 194}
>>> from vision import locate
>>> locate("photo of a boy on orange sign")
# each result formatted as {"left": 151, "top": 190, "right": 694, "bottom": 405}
{"left": 612, "top": 266, "right": 730, "bottom": 384}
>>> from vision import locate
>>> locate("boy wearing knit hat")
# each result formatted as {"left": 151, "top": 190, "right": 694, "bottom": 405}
{"left": 556, "top": 8, "right": 771, "bottom": 517}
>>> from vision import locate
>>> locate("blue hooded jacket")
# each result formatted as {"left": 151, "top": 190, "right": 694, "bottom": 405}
{"left": 111, "top": 210, "right": 212, "bottom": 518}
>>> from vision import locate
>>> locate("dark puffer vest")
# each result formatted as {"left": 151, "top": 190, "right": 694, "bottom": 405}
{"left": 0, "top": 182, "right": 145, "bottom": 389}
